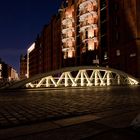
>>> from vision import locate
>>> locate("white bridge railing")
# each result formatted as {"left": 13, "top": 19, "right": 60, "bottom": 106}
{"left": 26, "top": 69, "right": 139, "bottom": 88}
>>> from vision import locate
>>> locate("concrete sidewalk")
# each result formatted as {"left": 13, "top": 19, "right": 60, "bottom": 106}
{"left": 0, "top": 111, "right": 140, "bottom": 140}
{"left": 0, "top": 87, "right": 140, "bottom": 139}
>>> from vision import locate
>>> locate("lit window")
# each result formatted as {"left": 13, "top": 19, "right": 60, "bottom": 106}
{"left": 0, "top": 64, "right": 2, "bottom": 70}
{"left": 88, "top": 28, "right": 94, "bottom": 38}
{"left": 87, "top": 3, "right": 93, "bottom": 11}
{"left": 130, "top": 53, "right": 136, "bottom": 57}
{"left": 82, "top": 47, "right": 86, "bottom": 53}
{"left": 67, "top": 30, "right": 72, "bottom": 37}
{"left": 64, "top": 52, "right": 68, "bottom": 59}
{"left": 87, "top": 15, "right": 93, "bottom": 24}
{"left": 94, "top": 29, "right": 98, "bottom": 37}
{"left": 94, "top": 41, "right": 98, "bottom": 49}
{"left": 88, "top": 40, "right": 94, "bottom": 50}
{"left": 67, "top": 40, "right": 73, "bottom": 47}
{"left": 116, "top": 50, "right": 120, "bottom": 56}
{"left": 68, "top": 50, "right": 73, "bottom": 58}
{"left": 68, "top": 49, "right": 74, "bottom": 58}
{"left": 0, "top": 72, "right": 1, "bottom": 78}
{"left": 104, "top": 52, "right": 108, "bottom": 60}
{"left": 67, "top": 21, "right": 73, "bottom": 27}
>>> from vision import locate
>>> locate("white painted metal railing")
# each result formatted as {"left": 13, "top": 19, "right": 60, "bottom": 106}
{"left": 26, "top": 69, "right": 139, "bottom": 88}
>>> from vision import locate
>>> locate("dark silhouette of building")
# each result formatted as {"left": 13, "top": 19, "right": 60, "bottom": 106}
{"left": 20, "top": 54, "right": 27, "bottom": 79}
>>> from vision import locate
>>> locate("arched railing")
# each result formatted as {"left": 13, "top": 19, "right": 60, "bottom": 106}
{"left": 8, "top": 66, "right": 139, "bottom": 89}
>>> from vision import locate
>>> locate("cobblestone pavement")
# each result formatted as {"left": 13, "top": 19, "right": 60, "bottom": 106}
{"left": 0, "top": 86, "right": 140, "bottom": 128}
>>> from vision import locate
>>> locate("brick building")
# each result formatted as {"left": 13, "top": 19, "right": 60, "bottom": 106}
{"left": 26, "top": 14, "right": 62, "bottom": 77}
{"left": 20, "top": 0, "right": 140, "bottom": 78}
{"left": 107, "top": 0, "right": 140, "bottom": 77}
{"left": 61, "top": 0, "right": 99, "bottom": 67}
{"left": 20, "top": 54, "right": 27, "bottom": 79}
{"left": 0, "top": 58, "right": 19, "bottom": 82}
{"left": 60, "top": 0, "right": 140, "bottom": 77}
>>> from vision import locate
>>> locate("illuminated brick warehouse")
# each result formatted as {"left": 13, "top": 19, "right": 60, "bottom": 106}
{"left": 20, "top": 0, "right": 140, "bottom": 79}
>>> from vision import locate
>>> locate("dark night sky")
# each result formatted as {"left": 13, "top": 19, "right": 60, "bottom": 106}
{"left": 0, "top": 0, "right": 63, "bottom": 73}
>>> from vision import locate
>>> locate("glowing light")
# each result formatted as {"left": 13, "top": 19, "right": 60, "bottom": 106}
{"left": 11, "top": 67, "right": 139, "bottom": 88}
{"left": 79, "top": 0, "right": 97, "bottom": 11}
{"left": 27, "top": 43, "right": 35, "bottom": 53}
{"left": 27, "top": 42, "right": 35, "bottom": 78}
{"left": 67, "top": 30, "right": 73, "bottom": 37}
{"left": 0, "top": 64, "right": 2, "bottom": 70}
{"left": 61, "top": 6, "right": 75, "bottom": 58}
{"left": 88, "top": 39, "right": 94, "bottom": 50}
{"left": 68, "top": 50, "right": 72, "bottom": 58}
{"left": 88, "top": 28, "right": 94, "bottom": 38}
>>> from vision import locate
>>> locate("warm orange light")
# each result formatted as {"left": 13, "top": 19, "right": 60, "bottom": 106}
{"left": 67, "top": 30, "right": 72, "bottom": 37}
{"left": 67, "top": 40, "right": 73, "bottom": 47}
{"left": 65, "top": 7, "right": 74, "bottom": 18}
{"left": 87, "top": 3, "right": 93, "bottom": 11}
{"left": 88, "top": 28, "right": 94, "bottom": 38}
{"left": 68, "top": 50, "right": 73, "bottom": 58}
{"left": 67, "top": 21, "right": 72, "bottom": 27}
{"left": 88, "top": 40, "right": 94, "bottom": 50}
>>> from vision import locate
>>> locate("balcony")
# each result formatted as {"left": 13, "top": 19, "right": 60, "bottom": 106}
{"left": 62, "top": 47, "right": 69, "bottom": 52}
{"left": 62, "top": 17, "right": 74, "bottom": 25}
{"left": 62, "top": 27, "right": 74, "bottom": 34}
{"left": 62, "top": 37, "right": 75, "bottom": 43}
{"left": 80, "top": 23, "right": 97, "bottom": 32}
{"left": 79, "top": 11, "right": 97, "bottom": 22}
{"left": 79, "top": 0, "right": 97, "bottom": 11}
{"left": 82, "top": 37, "right": 98, "bottom": 43}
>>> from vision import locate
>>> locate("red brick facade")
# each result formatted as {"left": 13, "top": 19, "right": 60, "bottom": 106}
{"left": 20, "top": 0, "right": 140, "bottom": 78}
{"left": 108, "top": 0, "right": 140, "bottom": 77}
{"left": 20, "top": 55, "right": 27, "bottom": 79}
{"left": 26, "top": 14, "right": 62, "bottom": 77}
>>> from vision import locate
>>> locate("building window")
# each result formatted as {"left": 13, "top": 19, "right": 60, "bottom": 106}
{"left": 72, "top": 0, "right": 74, "bottom": 4}
{"left": 130, "top": 53, "right": 136, "bottom": 57}
{"left": 115, "top": 32, "right": 119, "bottom": 41}
{"left": 114, "top": 16, "right": 119, "bottom": 25}
{"left": 0, "top": 64, "right": 2, "bottom": 70}
{"left": 104, "top": 52, "right": 108, "bottom": 60}
{"left": 116, "top": 50, "right": 120, "bottom": 56}
{"left": 114, "top": 3, "right": 119, "bottom": 11}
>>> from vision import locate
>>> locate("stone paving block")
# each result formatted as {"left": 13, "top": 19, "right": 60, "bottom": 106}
{"left": 54, "top": 114, "right": 100, "bottom": 127}
{"left": 8, "top": 121, "right": 111, "bottom": 140}
{"left": 0, "top": 86, "right": 140, "bottom": 130}
{"left": 0, "top": 121, "right": 60, "bottom": 140}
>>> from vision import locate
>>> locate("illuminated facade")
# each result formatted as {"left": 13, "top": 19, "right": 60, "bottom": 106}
{"left": 61, "top": 0, "right": 99, "bottom": 67}
{"left": 60, "top": 0, "right": 140, "bottom": 77}
{"left": 0, "top": 59, "right": 19, "bottom": 81}
{"left": 20, "top": 0, "right": 140, "bottom": 78}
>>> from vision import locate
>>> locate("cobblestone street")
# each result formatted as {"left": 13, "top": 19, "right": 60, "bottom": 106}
{"left": 0, "top": 86, "right": 140, "bottom": 129}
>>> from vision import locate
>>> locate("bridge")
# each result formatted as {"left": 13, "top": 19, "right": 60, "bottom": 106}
{"left": 7, "top": 66, "right": 139, "bottom": 89}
